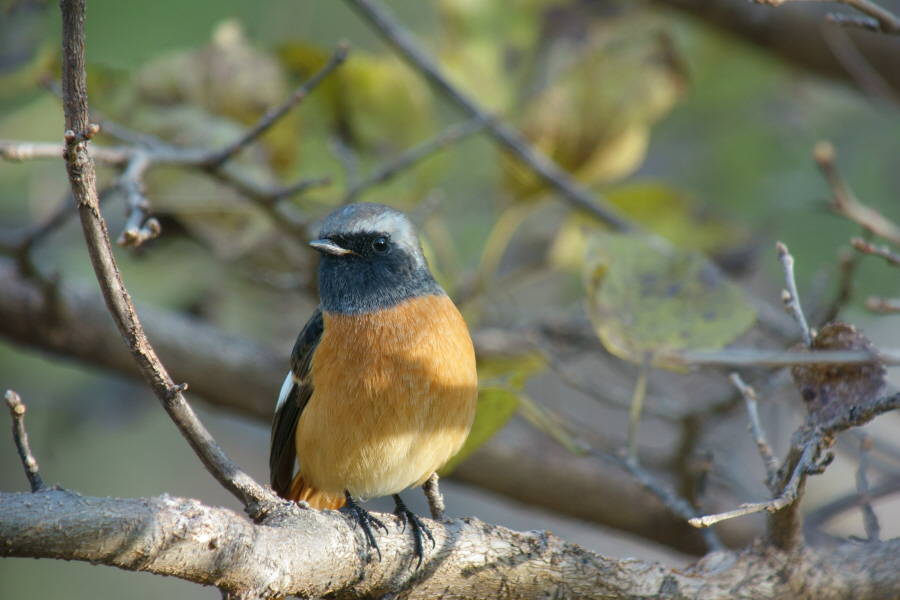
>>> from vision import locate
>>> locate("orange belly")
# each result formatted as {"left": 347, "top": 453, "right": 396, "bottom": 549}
{"left": 293, "top": 294, "right": 477, "bottom": 506}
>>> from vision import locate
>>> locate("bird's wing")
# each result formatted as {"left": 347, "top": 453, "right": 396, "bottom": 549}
{"left": 269, "top": 306, "right": 324, "bottom": 497}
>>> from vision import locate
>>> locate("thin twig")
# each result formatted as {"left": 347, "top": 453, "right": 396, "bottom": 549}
{"left": 345, "top": 116, "right": 491, "bottom": 203}
{"left": 1, "top": 138, "right": 327, "bottom": 242}
{"left": 537, "top": 342, "right": 680, "bottom": 420}
{"left": 804, "top": 476, "right": 900, "bottom": 531}
{"left": 815, "top": 142, "right": 900, "bottom": 245}
{"left": 729, "top": 373, "right": 779, "bottom": 487}
{"left": 690, "top": 441, "right": 819, "bottom": 528}
{"left": 864, "top": 297, "right": 900, "bottom": 313}
{"left": 59, "top": 0, "right": 273, "bottom": 514}
{"left": 205, "top": 43, "right": 350, "bottom": 169}
{"left": 678, "top": 347, "right": 900, "bottom": 367}
{"left": 852, "top": 237, "right": 900, "bottom": 266}
{"left": 0, "top": 140, "right": 66, "bottom": 161}
{"left": 342, "top": 0, "right": 635, "bottom": 232}
{"left": 776, "top": 241, "right": 814, "bottom": 347}
{"left": 856, "top": 434, "right": 881, "bottom": 542}
{"left": 116, "top": 151, "right": 160, "bottom": 247}
{"left": 590, "top": 448, "right": 724, "bottom": 551}
{"left": 4, "top": 390, "right": 46, "bottom": 493}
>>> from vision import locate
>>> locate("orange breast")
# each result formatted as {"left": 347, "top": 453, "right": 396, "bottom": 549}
{"left": 293, "top": 294, "right": 477, "bottom": 503}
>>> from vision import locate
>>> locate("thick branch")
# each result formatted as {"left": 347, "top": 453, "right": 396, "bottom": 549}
{"left": 3, "top": 489, "right": 900, "bottom": 599}
{"left": 654, "top": 0, "right": 900, "bottom": 101}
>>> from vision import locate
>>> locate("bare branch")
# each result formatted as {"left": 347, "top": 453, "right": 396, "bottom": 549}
{"left": 4, "top": 390, "right": 45, "bottom": 493}
{"left": 756, "top": 0, "right": 900, "bottom": 34}
{"left": 59, "top": 0, "right": 273, "bottom": 513}
{"left": 205, "top": 43, "right": 350, "bottom": 169}
{"left": 729, "top": 374, "right": 779, "bottom": 486}
{"left": 856, "top": 434, "right": 881, "bottom": 541}
{"left": 776, "top": 241, "right": 814, "bottom": 347}
{"left": 827, "top": 0, "right": 900, "bottom": 33}
{"left": 116, "top": 151, "right": 160, "bottom": 247}
{"left": 852, "top": 236, "right": 900, "bottom": 266}
{"left": 819, "top": 22, "right": 900, "bottom": 104}
{"left": 678, "top": 347, "right": 898, "bottom": 367}
{"left": 5, "top": 488, "right": 900, "bottom": 598}
{"left": 345, "top": 116, "right": 491, "bottom": 203}
{"left": 0, "top": 141, "right": 66, "bottom": 161}
{"left": 690, "top": 440, "right": 821, "bottom": 529}
{"left": 590, "top": 447, "right": 725, "bottom": 552}
{"left": 864, "top": 296, "right": 900, "bottom": 312}
{"left": 815, "top": 141, "right": 900, "bottom": 245}
{"left": 342, "top": 0, "right": 635, "bottom": 232}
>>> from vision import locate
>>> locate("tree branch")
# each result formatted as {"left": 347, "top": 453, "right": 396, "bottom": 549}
{"left": 59, "top": 0, "right": 272, "bottom": 514}
{"left": 653, "top": 0, "right": 900, "bottom": 101}
{"left": 3, "top": 488, "right": 900, "bottom": 599}
{"left": 342, "top": 0, "right": 635, "bottom": 232}
{"left": 204, "top": 43, "right": 350, "bottom": 169}
{"left": 4, "top": 390, "right": 45, "bottom": 493}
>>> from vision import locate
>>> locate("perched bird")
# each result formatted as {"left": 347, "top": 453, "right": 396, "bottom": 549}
{"left": 269, "top": 202, "right": 478, "bottom": 563}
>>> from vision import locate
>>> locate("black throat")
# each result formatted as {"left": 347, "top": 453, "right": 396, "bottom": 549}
{"left": 317, "top": 245, "right": 445, "bottom": 315}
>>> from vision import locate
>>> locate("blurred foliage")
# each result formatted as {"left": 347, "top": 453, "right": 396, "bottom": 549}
{"left": 584, "top": 232, "right": 756, "bottom": 371}
{"left": 549, "top": 181, "right": 752, "bottom": 273}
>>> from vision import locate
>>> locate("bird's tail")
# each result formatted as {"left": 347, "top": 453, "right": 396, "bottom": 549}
{"left": 286, "top": 472, "right": 346, "bottom": 510}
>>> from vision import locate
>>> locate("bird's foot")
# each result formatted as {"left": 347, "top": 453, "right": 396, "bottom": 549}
{"left": 341, "top": 492, "right": 387, "bottom": 560}
{"left": 392, "top": 494, "right": 434, "bottom": 569}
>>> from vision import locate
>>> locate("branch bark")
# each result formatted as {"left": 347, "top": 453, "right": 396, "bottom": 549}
{"left": 2, "top": 488, "right": 900, "bottom": 600}
{"left": 654, "top": 0, "right": 900, "bottom": 102}
{"left": 59, "top": 0, "right": 273, "bottom": 513}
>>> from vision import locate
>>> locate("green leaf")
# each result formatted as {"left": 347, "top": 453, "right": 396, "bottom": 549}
{"left": 583, "top": 233, "right": 756, "bottom": 371}
{"left": 439, "top": 387, "right": 519, "bottom": 474}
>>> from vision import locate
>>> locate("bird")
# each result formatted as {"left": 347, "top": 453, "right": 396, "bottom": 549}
{"left": 269, "top": 202, "right": 478, "bottom": 565}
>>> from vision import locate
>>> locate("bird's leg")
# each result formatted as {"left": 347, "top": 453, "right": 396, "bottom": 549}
{"left": 422, "top": 473, "right": 446, "bottom": 521}
{"left": 392, "top": 494, "right": 434, "bottom": 569}
{"left": 341, "top": 491, "right": 387, "bottom": 560}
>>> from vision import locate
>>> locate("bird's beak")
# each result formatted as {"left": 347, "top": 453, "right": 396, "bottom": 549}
{"left": 310, "top": 238, "right": 355, "bottom": 256}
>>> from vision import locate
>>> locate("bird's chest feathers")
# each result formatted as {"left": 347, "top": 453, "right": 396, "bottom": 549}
{"left": 297, "top": 294, "right": 477, "bottom": 498}
{"left": 313, "top": 295, "right": 475, "bottom": 407}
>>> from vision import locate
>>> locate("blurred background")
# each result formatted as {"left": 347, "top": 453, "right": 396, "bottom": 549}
{"left": 3, "top": 1, "right": 900, "bottom": 598}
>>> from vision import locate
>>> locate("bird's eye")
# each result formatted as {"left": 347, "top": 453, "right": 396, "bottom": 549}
{"left": 372, "top": 237, "right": 390, "bottom": 254}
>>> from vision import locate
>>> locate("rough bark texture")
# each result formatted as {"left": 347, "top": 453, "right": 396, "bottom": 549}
{"left": 2, "top": 488, "right": 899, "bottom": 599}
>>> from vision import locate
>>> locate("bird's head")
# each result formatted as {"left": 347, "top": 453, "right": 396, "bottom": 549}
{"left": 311, "top": 202, "right": 444, "bottom": 314}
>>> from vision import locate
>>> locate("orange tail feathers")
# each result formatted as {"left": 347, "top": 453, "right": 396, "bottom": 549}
{"left": 285, "top": 472, "right": 346, "bottom": 510}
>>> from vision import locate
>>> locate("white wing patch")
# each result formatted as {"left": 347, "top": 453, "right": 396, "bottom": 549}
{"left": 275, "top": 371, "right": 295, "bottom": 413}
